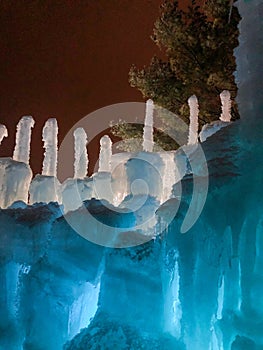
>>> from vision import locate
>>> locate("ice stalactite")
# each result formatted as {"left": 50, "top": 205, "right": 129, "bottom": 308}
{"left": 98, "top": 135, "right": 112, "bottom": 173}
{"left": 220, "top": 90, "right": 232, "bottom": 122}
{"left": 42, "top": 118, "right": 58, "bottom": 177}
{"left": 187, "top": 95, "right": 199, "bottom": 145}
{"left": 74, "top": 128, "right": 88, "bottom": 179}
{"left": 0, "top": 124, "right": 8, "bottom": 145}
{"left": 13, "top": 116, "right": 35, "bottom": 164}
{"left": 142, "top": 99, "right": 154, "bottom": 152}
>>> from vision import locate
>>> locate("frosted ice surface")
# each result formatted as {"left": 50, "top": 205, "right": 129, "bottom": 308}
{"left": 111, "top": 152, "right": 132, "bottom": 205}
{"left": 160, "top": 152, "right": 176, "bottom": 203}
{"left": 61, "top": 177, "right": 93, "bottom": 213}
{"left": 142, "top": 99, "right": 154, "bottom": 152}
{"left": 74, "top": 127, "right": 88, "bottom": 179}
{"left": 92, "top": 171, "right": 113, "bottom": 203}
{"left": 42, "top": 118, "right": 58, "bottom": 177}
{"left": 13, "top": 116, "right": 35, "bottom": 164}
{"left": 0, "top": 158, "right": 32, "bottom": 208}
{"left": 29, "top": 174, "right": 62, "bottom": 204}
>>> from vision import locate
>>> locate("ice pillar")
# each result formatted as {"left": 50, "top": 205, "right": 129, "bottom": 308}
{"left": 187, "top": 95, "right": 199, "bottom": 145}
{"left": 142, "top": 99, "right": 154, "bottom": 152}
{"left": 74, "top": 128, "right": 88, "bottom": 179}
{"left": 13, "top": 116, "right": 35, "bottom": 164}
{"left": 0, "top": 124, "right": 8, "bottom": 145}
{"left": 98, "top": 135, "right": 112, "bottom": 173}
{"left": 42, "top": 118, "right": 58, "bottom": 177}
{"left": 220, "top": 90, "right": 232, "bottom": 122}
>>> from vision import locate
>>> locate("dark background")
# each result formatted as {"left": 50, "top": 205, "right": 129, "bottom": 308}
{"left": 0, "top": 0, "right": 189, "bottom": 175}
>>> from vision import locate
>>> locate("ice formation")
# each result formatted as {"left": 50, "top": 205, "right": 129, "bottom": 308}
{"left": 74, "top": 127, "right": 88, "bottom": 179}
{"left": 29, "top": 118, "right": 60, "bottom": 204}
{"left": 187, "top": 95, "right": 199, "bottom": 145}
{"left": 42, "top": 118, "right": 58, "bottom": 177}
{"left": 98, "top": 135, "right": 112, "bottom": 173}
{"left": 200, "top": 90, "right": 232, "bottom": 142}
{"left": 0, "top": 124, "right": 8, "bottom": 145}
{"left": 0, "top": 158, "right": 32, "bottom": 208}
{"left": 142, "top": 99, "right": 154, "bottom": 152}
{"left": 13, "top": 116, "right": 35, "bottom": 164}
{"left": 0, "top": 1, "right": 263, "bottom": 349}
{"left": 220, "top": 90, "right": 232, "bottom": 122}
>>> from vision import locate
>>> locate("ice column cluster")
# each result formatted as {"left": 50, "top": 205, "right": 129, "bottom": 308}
{"left": 0, "top": 2, "right": 263, "bottom": 347}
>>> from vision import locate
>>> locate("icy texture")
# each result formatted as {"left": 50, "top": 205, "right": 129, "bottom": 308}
{"left": 74, "top": 128, "right": 88, "bottom": 179}
{"left": 220, "top": 90, "right": 232, "bottom": 122}
{"left": 0, "top": 1, "right": 263, "bottom": 349}
{"left": 142, "top": 99, "right": 154, "bottom": 152}
{"left": 98, "top": 135, "right": 112, "bottom": 172}
{"left": 187, "top": 95, "right": 199, "bottom": 145}
{"left": 42, "top": 118, "right": 58, "bottom": 177}
{"left": 0, "top": 124, "right": 8, "bottom": 145}
{"left": 199, "top": 120, "right": 231, "bottom": 142}
{"left": 111, "top": 153, "right": 132, "bottom": 205}
{"left": 61, "top": 177, "right": 93, "bottom": 213}
{"left": 13, "top": 116, "right": 35, "bottom": 164}
{"left": 29, "top": 174, "right": 62, "bottom": 204}
{"left": 0, "top": 158, "right": 32, "bottom": 208}
{"left": 160, "top": 152, "right": 176, "bottom": 202}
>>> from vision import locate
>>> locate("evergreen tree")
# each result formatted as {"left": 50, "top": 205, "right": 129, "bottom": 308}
{"left": 112, "top": 0, "right": 241, "bottom": 151}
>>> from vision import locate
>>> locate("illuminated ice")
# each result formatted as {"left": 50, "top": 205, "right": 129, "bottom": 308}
{"left": 142, "top": 99, "right": 154, "bottom": 152}
{"left": 0, "top": 1, "right": 262, "bottom": 349}
{"left": 98, "top": 135, "right": 112, "bottom": 173}
{"left": 74, "top": 127, "right": 88, "bottom": 179}
{"left": 0, "top": 124, "right": 8, "bottom": 145}
{"left": 187, "top": 95, "right": 199, "bottom": 145}
{"left": 29, "top": 118, "right": 61, "bottom": 204}
{"left": 13, "top": 116, "right": 35, "bottom": 164}
{"left": 200, "top": 90, "right": 232, "bottom": 142}
{"left": 0, "top": 117, "right": 34, "bottom": 208}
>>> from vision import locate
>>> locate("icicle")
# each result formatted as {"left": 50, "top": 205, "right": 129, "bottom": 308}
{"left": 0, "top": 124, "right": 8, "bottom": 145}
{"left": 98, "top": 135, "right": 112, "bottom": 172}
{"left": 187, "top": 95, "right": 199, "bottom": 145}
{"left": 142, "top": 99, "right": 154, "bottom": 152}
{"left": 73, "top": 127, "right": 88, "bottom": 179}
{"left": 42, "top": 118, "right": 58, "bottom": 177}
{"left": 220, "top": 90, "right": 232, "bottom": 122}
{"left": 13, "top": 116, "right": 35, "bottom": 164}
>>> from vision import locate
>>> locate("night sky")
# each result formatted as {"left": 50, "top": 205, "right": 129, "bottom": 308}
{"left": 0, "top": 0, "right": 188, "bottom": 175}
